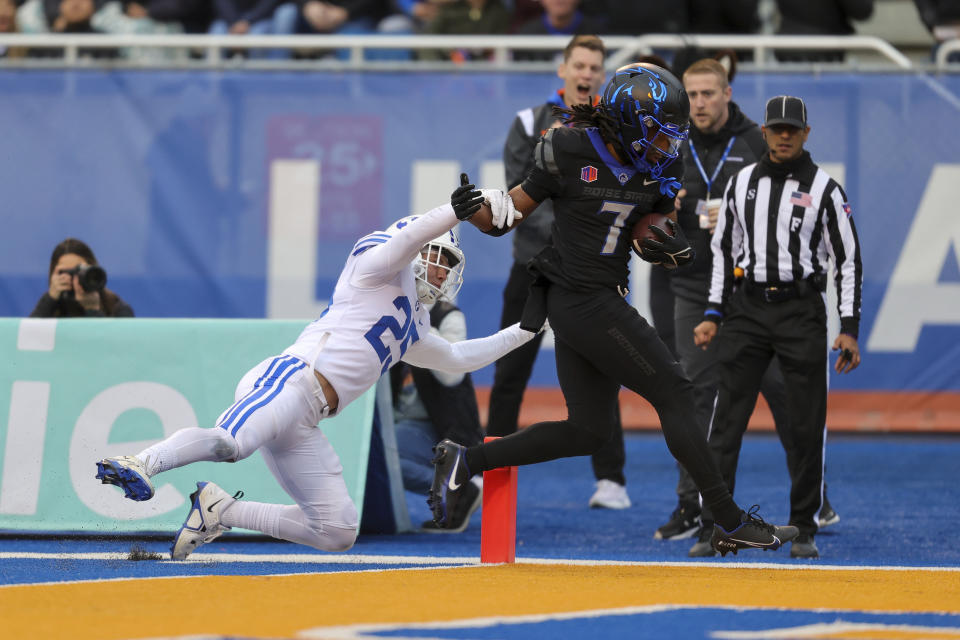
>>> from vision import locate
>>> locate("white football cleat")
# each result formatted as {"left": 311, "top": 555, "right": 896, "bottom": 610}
{"left": 588, "top": 479, "right": 631, "bottom": 510}
{"left": 95, "top": 455, "right": 155, "bottom": 501}
{"left": 170, "top": 481, "right": 242, "bottom": 560}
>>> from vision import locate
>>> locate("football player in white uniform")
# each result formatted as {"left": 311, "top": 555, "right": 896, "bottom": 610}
{"left": 96, "top": 195, "right": 533, "bottom": 560}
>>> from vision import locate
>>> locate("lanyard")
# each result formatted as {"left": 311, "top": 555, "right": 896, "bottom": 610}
{"left": 689, "top": 136, "right": 736, "bottom": 197}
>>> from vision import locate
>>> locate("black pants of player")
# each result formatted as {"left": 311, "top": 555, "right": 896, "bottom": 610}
{"left": 673, "top": 294, "right": 792, "bottom": 507}
{"left": 474, "top": 284, "right": 738, "bottom": 523}
{"left": 702, "top": 285, "right": 828, "bottom": 535}
{"left": 487, "top": 261, "right": 626, "bottom": 485}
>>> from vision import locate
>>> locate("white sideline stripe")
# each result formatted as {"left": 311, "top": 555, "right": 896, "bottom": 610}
{"left": 0, "top": 552, "right": 477, "bottom": 564}
{"left": 711, "top": 621, "right": 960, "bottom": 639}
{"left": 2, "top": 551, "right": 959, "bottom": 572}
{"left": 298, "top": 606, "right": 960, "bottom": 640}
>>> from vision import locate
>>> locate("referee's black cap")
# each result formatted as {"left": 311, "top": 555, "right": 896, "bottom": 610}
{"left": 764, "top": 95, "right": 807, "bottom": 128}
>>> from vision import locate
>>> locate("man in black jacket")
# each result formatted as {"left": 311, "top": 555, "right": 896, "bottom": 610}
{"left": 489, "top": 34, "right": 632, "bottom": 511}
{"left": 655, "top": 59, "right": 841, "bottom": 554}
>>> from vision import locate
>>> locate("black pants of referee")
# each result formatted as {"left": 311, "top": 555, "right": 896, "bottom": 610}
{"left": 673, "top": 294, "right": 793, "bottom": 508}
{"left": 487, "top": 261, "right": 627, "bottom": 485}
{"left": 703, "top": 284, "right": 828, "bottom": 536}
{"left": 473, "top": 283, "right": 741, "bottom": 527}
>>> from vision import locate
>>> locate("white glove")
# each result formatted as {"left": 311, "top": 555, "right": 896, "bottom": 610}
{"left": 480, "top": 189, "right": 522, "bottom": 229}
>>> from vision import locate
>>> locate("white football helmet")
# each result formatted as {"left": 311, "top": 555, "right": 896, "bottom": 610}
{"left": 385, "top": 216, "right": 466, "bottom": 304}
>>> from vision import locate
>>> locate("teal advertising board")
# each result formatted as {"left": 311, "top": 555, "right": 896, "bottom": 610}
{"left": 0, "top": 318, "right": 376, "bottom": 532}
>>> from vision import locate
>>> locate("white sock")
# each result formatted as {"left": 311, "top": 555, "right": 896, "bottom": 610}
{"left": 223, "top": 501, "right": 355, "bottom": 551}
{"left": 136, "top": 427, "right": 238, "bottom": 477}
{"left": 221, "top": 500, "right": 282, "bottom": 538}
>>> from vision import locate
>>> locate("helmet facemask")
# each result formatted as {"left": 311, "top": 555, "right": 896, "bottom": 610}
{"left": 383, "top": 216, "right": 466, "bottom": 305}
{"left": 624, "top": 115, "right": 687, "bottom": 178}
{"left": 413, "top": 232, "right": 465, "bottom": 305}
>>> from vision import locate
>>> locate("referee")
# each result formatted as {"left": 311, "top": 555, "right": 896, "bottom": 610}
{"left": 693, "top": 95, "right": 862, "bottom": 559}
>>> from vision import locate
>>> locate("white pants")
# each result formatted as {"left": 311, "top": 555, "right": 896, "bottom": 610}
{"left": 219, "top": 355, "right": 359, "bottom": 536}
{"left": 142, "top": 355, "right": 359, "bottom": 550}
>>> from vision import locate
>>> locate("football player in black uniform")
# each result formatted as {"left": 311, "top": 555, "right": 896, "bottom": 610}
{"left": 431, "top": 63, "right": 797, "bottom": 556}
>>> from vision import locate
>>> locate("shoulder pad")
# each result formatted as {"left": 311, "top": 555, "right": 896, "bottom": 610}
{"left": 534, "top": 128, "right": 562, "bottom": 176}
{"left": 351, "top": 232, "right": 391, "bottom": 257}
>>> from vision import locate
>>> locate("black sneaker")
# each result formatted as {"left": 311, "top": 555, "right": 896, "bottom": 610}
{"left": 818, "top": 495, "right": 840, "bottom": 528}
{"left": 654, "top": 503, "right": 701, "bottom": 540}
{"left": 711, "top": 505, "right": 799, "bottom": 556}
{"left": 790, "top": 532, "right": 819, "bottom": 558}
{"left": 427, "top": 439, "right": 470, "bottom": 529}
{"left": 688, "top": 524, "right": 718, "bottom": 557}
{"left": 421, "top": 481, "right": 481, "bottom": 533}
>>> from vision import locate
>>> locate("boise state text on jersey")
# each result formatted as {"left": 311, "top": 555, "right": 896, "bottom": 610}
{"left": 521, "top": 126, "right": 681, "bottom": 291}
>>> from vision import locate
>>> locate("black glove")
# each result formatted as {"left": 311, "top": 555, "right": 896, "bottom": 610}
{"left": 450, "top": 172, "right": 484, "bottom": 221}
{"left": 641, "top": 218, "right": 695, "bottom": 268}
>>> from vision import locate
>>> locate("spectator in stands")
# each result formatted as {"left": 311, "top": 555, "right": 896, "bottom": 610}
{"left": 688, "top": 0, "right": 759, "bottom": 34}
{"left": 512, "top": 0, "right": 602, "bottom": 61}
{"left": 17, "top": 0, "right": 119, "bottom": 58}
{"left": 298, "top": 0, "right": 385, "bottom": 35}
{"left": 209, "top": 0, "right": 299, "bottom": 59}
{"left": 390, "top": 297, "right": 484, "bottom": 533}
{"left": 0, "top": 0, "right": 28, "bottom": 59}
{"left": 508, "top": 0, "right": 541, "bottom": 32}
{"left": 295, "top": 0, "right": 389, "bottom": 59}
{"left": 913, "top": 0, "right": 960, "bottom": 62}
{"left": 581, "top": 0, "right": 689, "bottom": 35}
{"left": 774, "top": 0, "right": 874, "bottom": 62}
{"left": 417, "top": 0, "right": 510, "bottom": 62}
{"left": 30, "top": 238, "right": 134, "bottom": 318}
{"left": 125, "top": 1, "right": 213, "bottom": 33}
{"left": 379, "top": 0, "right": 440, "bottom": 33}
{"left": 686, "top": 0, "right": 760, "bottom": 62}
{"left": 17, "top": 0, "right": 120, "bottom": 58}
{"left": 90, "top": 1, "right": 214, "bottom": 61}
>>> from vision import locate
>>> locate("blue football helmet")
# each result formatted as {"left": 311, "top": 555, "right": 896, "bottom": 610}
{"left": 600, "top": 63, "right": 690, "bottom": 177}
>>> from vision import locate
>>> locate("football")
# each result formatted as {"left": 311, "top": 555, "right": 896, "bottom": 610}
{"left": 631, "top": 213, "right": 674, "bottom": 261}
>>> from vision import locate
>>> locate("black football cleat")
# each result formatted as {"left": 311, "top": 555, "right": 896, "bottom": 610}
{"left": 427, "top": 439, "right": 470, "bottom": 528}
{"left": 422, "top": 481, "right": 482, "bottom": 534}
{"left": 712, "top": 505, "right": 799, "bottom": 557}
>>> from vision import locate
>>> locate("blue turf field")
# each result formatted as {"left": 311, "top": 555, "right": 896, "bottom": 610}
{"left": 2, "top": 432, "right": 956, "bottom": 574}
{"left": 2, "top": 432, "right": 957, "bottom": 640}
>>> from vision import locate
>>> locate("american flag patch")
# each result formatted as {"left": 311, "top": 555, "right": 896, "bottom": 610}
{"left": 581, "top": 165, "right": 598, "bottom": 182}
{"left": 842, "top": 202, "right": 853, "bottom": 216}
{"left": 790, "top": 191, "right": 813, "bottom": 207}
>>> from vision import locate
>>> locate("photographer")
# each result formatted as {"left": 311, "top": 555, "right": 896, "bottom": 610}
{"left": 30, "top": 238, "right": 134, "bottom": 318}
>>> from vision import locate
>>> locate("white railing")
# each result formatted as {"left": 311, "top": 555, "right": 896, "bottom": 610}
{"left": 935, "top": 39, "right": 960, "bottom": 68}
{"left": 0, "top": 33, "right": 932, "bottom": 70}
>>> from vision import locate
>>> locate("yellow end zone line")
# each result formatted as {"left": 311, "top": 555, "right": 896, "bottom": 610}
{"left": 1, "top": 551, "right": 959, "bottom": 591}
{"left": 2, "top": 563, "right": 958, "bottom": 640}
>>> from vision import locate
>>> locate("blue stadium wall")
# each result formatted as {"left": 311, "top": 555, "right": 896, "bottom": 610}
{"left": 0, "top": 70, "right": 958, "bottom": 426}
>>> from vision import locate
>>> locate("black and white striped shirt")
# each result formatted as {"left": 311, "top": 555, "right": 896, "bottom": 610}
{"left": 707, "top": 151, "right": 862, "bottom": 337}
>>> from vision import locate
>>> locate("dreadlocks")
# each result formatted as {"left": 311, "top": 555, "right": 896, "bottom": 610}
{"left": 551, "top": 103, "right": 628, "bottom": 160}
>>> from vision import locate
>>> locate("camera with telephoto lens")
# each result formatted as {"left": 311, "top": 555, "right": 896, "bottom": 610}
{"left": 63, "top": 264, "right": 107, "bottom": 293}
